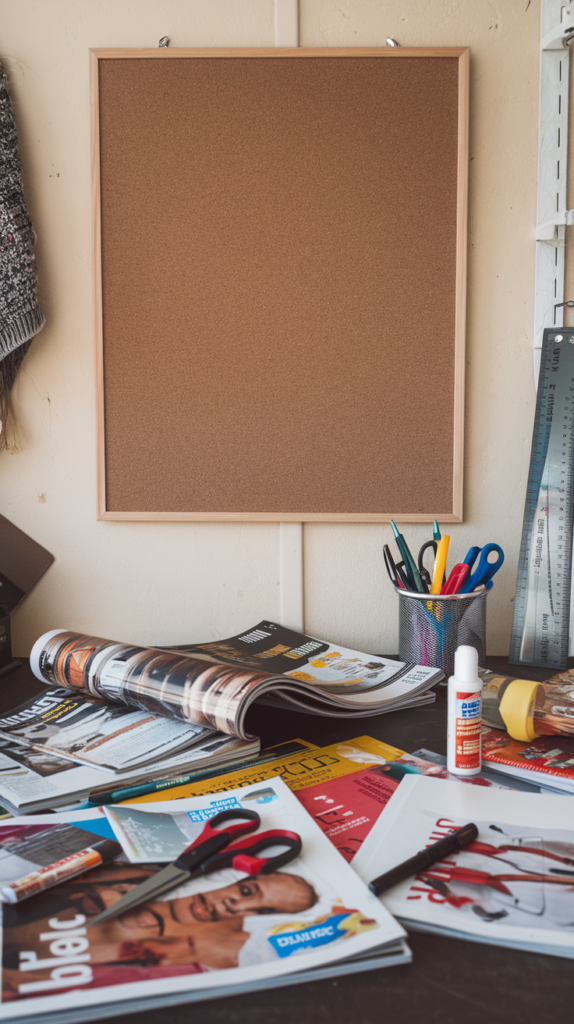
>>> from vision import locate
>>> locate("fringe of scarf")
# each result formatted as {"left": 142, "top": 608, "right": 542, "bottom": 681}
{"left": 0, "top": 340, "right": 31, "bottom": 450}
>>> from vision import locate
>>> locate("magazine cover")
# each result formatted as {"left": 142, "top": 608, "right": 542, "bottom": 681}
{"left": 131, "top": 735, "right": 451, "bottom": 860}
{"left": 353, "top": 774, "right": 574, "bottom": 958}
{"left": 0, "top": 690, "right": 210, "bottom": 772}
{"left": 0, "top": 778, "right": 406, "bottom": 1022}
{"left": 30, "top": 624, "right": 440, "bottom": 741}
{"left": 482, "top": 728, "right": 574, "bottom": 793}
{"left": 0, "top": 731, "right": 259, "bottom": 816}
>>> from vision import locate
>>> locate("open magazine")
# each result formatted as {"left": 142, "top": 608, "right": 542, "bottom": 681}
{"left": 353, "top": 774, "right": 574, "bottom": 958}
{"left": 30, "top": 623, "right": 441, "bottom": 741}
{"left": 0, "top": 778, "right": 409, "bottom": 1023}
{"left": 0, "top": 728, "right": 260, "bottom": 816}
{"left": 0, "top": 689, "right": 212, "bottom": 772}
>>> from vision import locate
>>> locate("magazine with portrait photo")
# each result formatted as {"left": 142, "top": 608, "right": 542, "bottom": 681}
{"left": 0, "top": 778, "right": 408, "bottom": 1023}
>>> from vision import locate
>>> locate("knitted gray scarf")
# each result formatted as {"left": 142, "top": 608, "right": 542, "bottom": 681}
{"left": 0, "top": 61, "right": 45, "bottom": 450}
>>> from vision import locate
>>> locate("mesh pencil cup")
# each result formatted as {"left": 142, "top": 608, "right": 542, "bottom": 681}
{"left": 397, "top": 587, "right": 487, "bottom": 679}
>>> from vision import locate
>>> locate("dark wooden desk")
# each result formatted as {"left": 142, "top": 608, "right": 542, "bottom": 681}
{"left": 3, "top": 657, "right": 574, "bottom": 1024}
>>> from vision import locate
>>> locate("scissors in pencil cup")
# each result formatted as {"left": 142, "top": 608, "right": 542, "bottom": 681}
{"left": 417, "top": 540, "right": 437, "bottom": 590}
{"left": 384, "top": 544, "right": 409, "bottom": 590}
{"left": 458, "top": 543, "right": 504, "bottom": 594}
{"left": 88, "top": 808, "right": 302, "bottom": 927}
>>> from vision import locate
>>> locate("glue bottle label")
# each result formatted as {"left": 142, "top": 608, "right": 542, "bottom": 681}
{"left": 454, "top": 690, "right": 482, "bottom": 770}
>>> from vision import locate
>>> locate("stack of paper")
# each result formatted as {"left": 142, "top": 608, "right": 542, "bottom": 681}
{"left": 0, "top": 778, "right": 409, "bottom": 1023}
{"left": 0, "top": 689, "right": 259, "bottom": 814}
{"left": 353, "top": 774, "right": 574, "bottom": 958}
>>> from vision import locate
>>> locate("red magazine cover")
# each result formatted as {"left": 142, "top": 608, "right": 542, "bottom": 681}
{"left": 482, "top": 728, "right": 574, "bottom": 784}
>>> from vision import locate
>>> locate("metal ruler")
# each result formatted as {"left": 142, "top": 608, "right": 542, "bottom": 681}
{"left": 509, "top": 328, "right": 574, "bottom": 669}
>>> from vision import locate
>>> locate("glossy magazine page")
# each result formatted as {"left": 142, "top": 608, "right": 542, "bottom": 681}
{"left": 0, "top": 809, "right": 115, "bottom": 892}
{"left": 128, "top": 735, "right": 454, "bottom": 861}
{"left": 30, "top": 625, "right": 440, "bottom": 741}
{"left": 176, "top": 621, "right": 429, "bottom": 694}
{"left": 0, "top": 732, "right": 259, "bottom": 816}
{"left": 0, "top": 778, "right": 406, "bottom": 1021}
{"left": 0, "top": 690, "right": 210, "bottom": 773}
{"left": 353, "top": 775, "right": 574, "bottom": 957}
{"left": 482, "top": 728, "right": 574, "bottom": 792}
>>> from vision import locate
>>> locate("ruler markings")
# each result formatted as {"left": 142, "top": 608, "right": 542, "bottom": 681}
{"left": 510, "top": 328, "right": 574, "bottom": 669}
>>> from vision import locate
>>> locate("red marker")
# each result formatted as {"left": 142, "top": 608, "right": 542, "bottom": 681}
{"left": 441, "top": 563, "right": 469, "bottom": 595}
{"left": 0, "top": 839, "right": 121, "bottom": 903}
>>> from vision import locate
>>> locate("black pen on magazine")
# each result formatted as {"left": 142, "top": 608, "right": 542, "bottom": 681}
{"left": 368, "top": 822, "right": 478, "bottom": 896}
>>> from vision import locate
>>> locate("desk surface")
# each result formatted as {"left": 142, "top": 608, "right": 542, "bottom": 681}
{"left": 3, "top": 657, "right": 574, "bottom": 1024}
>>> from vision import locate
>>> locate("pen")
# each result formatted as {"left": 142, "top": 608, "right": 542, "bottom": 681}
{"left": 441, "top": 563, "right": 469, "bottom": 595}
{"left": 433, "top": 520, "right": 441, "bottom": 542}
{"left": 430, "top": 535, "right": 450, "bottom": 594}
{"left": 88, "top": 748, "right": 294, "bottom": 804}
{"left": 390, "top": 521, "right": 425, "bottom": 593}
{"left": 368, "top": 822, "right": 478, "bottom": 896}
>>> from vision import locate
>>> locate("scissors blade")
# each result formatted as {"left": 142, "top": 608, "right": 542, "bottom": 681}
{"left": 87, "top": 864, "right": 189, "bottom": 927}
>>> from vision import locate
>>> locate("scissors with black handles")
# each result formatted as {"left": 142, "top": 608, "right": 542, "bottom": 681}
{"left": 417, "top": 540, "right": 437, "bottom": 591}
{"left": 383, "top": 544, "right": 410, "bottom": 589}
{"left": 88, "top": 808, "right": 302, "bottom": 927}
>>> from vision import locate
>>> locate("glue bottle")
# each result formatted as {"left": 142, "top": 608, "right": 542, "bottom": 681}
{"left": 447, "top": 645, "right": 483, "bottom": 776}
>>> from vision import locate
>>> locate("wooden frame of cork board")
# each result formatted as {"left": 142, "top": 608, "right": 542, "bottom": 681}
{"left": 91, "top": 47, "right": 469, "bottom": 522}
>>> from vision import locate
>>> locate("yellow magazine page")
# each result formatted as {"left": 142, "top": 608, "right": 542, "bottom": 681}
{"left": 129, "top": 736, "right": 403, "bottom": 802}
{"left": 127, "top": 735, "right": 427, "bottom": 862}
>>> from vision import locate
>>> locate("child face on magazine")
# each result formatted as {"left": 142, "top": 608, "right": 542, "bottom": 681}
{"left": 81, "top": 870, "right": 317, "bottom": 926}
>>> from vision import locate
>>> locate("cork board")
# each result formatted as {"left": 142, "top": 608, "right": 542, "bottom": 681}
{"left": 91, "top": 48, "right": 469, "bottom": 521}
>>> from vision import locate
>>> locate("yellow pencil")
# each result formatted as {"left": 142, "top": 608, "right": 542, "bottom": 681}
{"left": 430, "top": 535, "right": 450, "bottom": 594}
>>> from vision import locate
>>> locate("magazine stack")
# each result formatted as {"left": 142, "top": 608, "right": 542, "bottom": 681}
{"left": 353, "top": 774, "right": 574, "bottom": 959}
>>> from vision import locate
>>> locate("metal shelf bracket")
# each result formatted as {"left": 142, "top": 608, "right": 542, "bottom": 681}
{"left": 540, "top": 4, "right": 574, "bottom": 50}
{"left": 534, "top": 0, "right": 570, "bottom": 380}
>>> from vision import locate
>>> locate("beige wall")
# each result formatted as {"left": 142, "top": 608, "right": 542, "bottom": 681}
{"left": 0, "top": 0, "right": 541, "bottom": 657}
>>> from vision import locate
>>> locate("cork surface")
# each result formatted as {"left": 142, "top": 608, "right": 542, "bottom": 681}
{"left": 98, "top": 55, "right": 461, "bottom": 515}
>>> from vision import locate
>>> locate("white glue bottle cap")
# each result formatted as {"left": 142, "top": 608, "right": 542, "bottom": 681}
{"left": 447, "top": 644, "right": 482, "bottom": 776}
{"left": 452, "top": 645, "right": 479, "bottom": 686}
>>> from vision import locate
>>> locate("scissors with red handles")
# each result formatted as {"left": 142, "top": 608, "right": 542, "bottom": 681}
{"left": 88, "top": 808, "right": 302, "bottom": 926}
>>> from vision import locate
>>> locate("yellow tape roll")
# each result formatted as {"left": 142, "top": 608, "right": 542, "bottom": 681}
{"left": 498, "top": 679, "right": 542, "bottom": 742}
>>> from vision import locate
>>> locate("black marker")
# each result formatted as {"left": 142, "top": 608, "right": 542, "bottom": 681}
{"left": 368, "top": 822, "right": 478, "bottom": 897}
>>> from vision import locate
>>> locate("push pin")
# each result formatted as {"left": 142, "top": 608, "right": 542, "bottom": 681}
{"left": 159, "top": 36, "right": 170, "bottom": 47}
